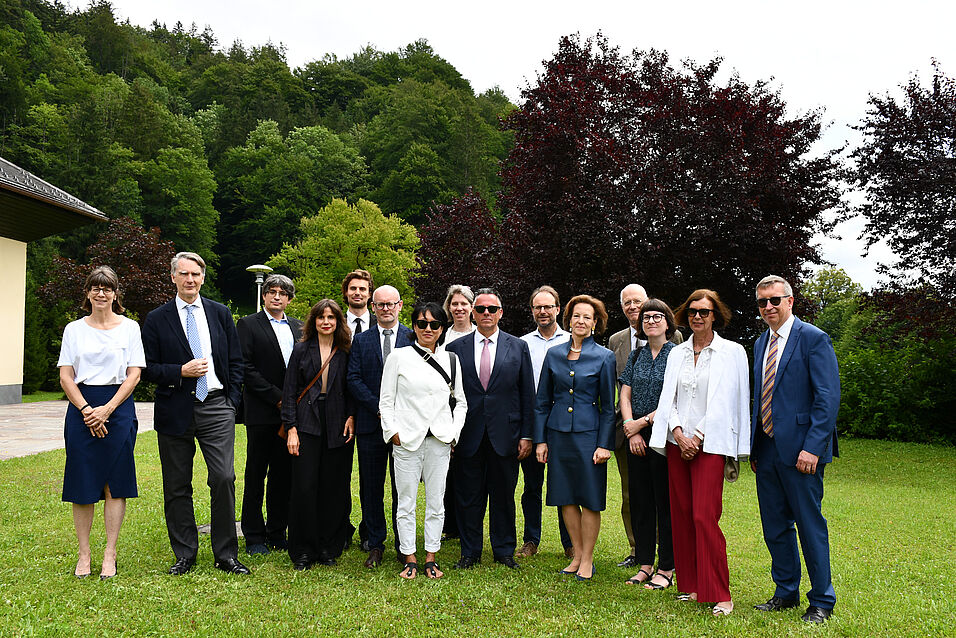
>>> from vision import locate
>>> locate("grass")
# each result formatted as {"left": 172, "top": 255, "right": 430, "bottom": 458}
{"left": 21, "top": 391, "right": 65, "bottom": 403}
{"left": 0, "top": 433, "right": 953, "bottom": 637}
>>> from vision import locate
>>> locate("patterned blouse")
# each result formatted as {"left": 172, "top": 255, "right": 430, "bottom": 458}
{"left": 618, "top": 341, "right": 676, "bottom": 433}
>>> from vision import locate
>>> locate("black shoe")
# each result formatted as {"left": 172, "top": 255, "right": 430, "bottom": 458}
{"left": 801, "top": 605, "right": 832, "bottom": 623}
{"left": 360, "top": 539, "right": 371, "bottom": 552}
{"left": 755, "top": 596, "right": 800, "bottom": 612}
{"left": 215, "top": 557, "right": 252, "bottom": 575}
{"left": 268, "top": 539, "right": 288, "bottom": 551}
{"left": 100, "top": 562, "right": 118, "bottom": 581}
{"left": 246, "top": 542, "right": 270, "bottom": 555}
{"left": 168, "top": 557, "right": 196, "bottom": 576}
{"left": 494, "top": 555, "right": 520, "bottom": 569}
{"left": 441, "top": 532, "right": 460, "bottom": 542}
{"left": 617, "top": 555, "right": 638, "bottom": 568}
{"left": 292, "top": 555, "right": 313, "bottom": 571}
{"left": 315, "top": 554, "right": 336, "bottom": 566}
{"left": 452, "top": 556, "right": 480, "bottom": 569}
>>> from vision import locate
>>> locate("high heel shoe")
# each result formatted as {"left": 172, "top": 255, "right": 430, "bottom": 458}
{"left": 100, "top": 559, "right": 118, "bottom": 580}
{"left": 74, "top": 558, "right": 92, "bottom": 579}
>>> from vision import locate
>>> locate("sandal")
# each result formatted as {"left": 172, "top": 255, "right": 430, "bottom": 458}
{"left": 400, "top": 562, "right": 418, "bottom": 579}
{"left": 423, "top": 561, "right": 442, "bottom": 579}
{"left": 644, "top": 571, "right": 673, "bottom": 590}
{"left": 676, "top": 592, "right": 696, "bottom": 602}
{"left": 712, "top": 604, "right": 733, "bottom": 616}
{"left": 625, "top": 568, "right": 652, "bottom": 585}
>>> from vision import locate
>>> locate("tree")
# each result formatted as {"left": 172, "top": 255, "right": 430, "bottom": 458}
{"left": 851, "top": 61, "right": 956, "bottom": 291}
{"left": 417, "top": 34, "right": 844, "bottom": 339}
{"left": 268, "top": 199, "right": 418, "bottom": 319}
{"left": 801, "top": 267, "right": 863, "bottom": 315}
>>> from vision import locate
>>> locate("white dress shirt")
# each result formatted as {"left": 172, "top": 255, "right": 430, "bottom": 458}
{"left": 473, "top": 329, "right": 500, "bottom": 378}
{"left": 445, "top": 325, "right": 475, "bottom": 344}
{"left": 175, "top": 295, "right": 223, "bottom": 391}
{"left": 268, "top": 313, "right": 295, "bottom": 366}
{"left": 521, "top": 326, "right": 570, "bottom": 388}
{"left": 761, "top": 314, "right": 795, "bottom": 375}
{"left": 346, "top": 309, "right": 372, "bottom": 337}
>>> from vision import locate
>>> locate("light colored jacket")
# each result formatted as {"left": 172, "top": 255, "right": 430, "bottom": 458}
{"left": 649, "top": 332, "right": 751, "bottom": 459}
{"left": 379, "top": 344, "right": 468, "bottom": 451}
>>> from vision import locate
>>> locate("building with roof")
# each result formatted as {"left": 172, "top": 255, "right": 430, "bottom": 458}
{"left": 0, "top": 157, "right": 108, "bottom": 404}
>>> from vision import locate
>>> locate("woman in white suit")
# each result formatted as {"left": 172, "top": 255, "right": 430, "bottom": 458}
{"left": 380, "top": 302, "right": 468, "bottom": 580}
{"left": 649, "top": 289, "right": 750, "bottom": 616}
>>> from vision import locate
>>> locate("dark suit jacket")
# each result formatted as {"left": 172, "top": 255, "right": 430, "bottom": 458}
{"left": 751, "top": 316, "right": 840, "bottom": 466}
{"left": 346, "top": 323, "right": 413, "bottom": 436}
{"left": 142, "top": 296, "right": 243, "bottom": 436}
{"left": 533, "top": 337, "right": 616, "bottom": 450}
{"left": 446, "top": 330, "right": 535, "bottom": 458}
{"left": 281, "top": 339, "right": 354, "bottom": 448}
{"left": 237, "top": 310, "right": 303, "bottom": 426}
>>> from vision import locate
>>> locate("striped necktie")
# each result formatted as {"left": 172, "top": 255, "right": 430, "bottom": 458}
{"left": 185, "top": 305, "right": 208, "bottom": 401}
{"left": 760, "top": 332, "right": 779, "bottom": 436}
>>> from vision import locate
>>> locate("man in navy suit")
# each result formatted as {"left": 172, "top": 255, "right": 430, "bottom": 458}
{"left": 750, "top": 275, "right": 840, "bottom": 623}
{"left": 347, "top": 284, "right": 413, "bottom": 568}
{"left": 446, "top": 288, "right": 536, "bottom": 569}
{"left": 236, "top": 274, "right": 302, "bottom": 555}
{"left": 142, "top": 252, "right": 249, "bottom": 576}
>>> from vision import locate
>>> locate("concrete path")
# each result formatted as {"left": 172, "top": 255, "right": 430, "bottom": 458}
{"left": 0, "top": 401, "right": 154, "bottom": 460}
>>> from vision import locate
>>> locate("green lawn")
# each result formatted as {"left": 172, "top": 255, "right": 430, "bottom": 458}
{"left": 21, "top": 391, "right": 65, "bottom": 403}
{"left": 0, "top": 434, "right": 953, "bottom": 637}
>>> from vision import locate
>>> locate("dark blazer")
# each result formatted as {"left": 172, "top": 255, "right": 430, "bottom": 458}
{"left": 236, "top": 310, "right": 303, "bottom": 426}
{"left": 751, "top": 316, "right": 840, "bottom": 466}
{"left": 142, "top": 296, "right": 243, "bottom": 436}
{"left": 281, "top": 339, "right": 354, "bottom": 448}
{"left": 346, "top": 323, "right": 413, "bottom": 436}
{"left": 446, "top": 330, "right": 536, "bottom": 458}
{"left": 533, "top": 337, "right": 617, "bottom": 450}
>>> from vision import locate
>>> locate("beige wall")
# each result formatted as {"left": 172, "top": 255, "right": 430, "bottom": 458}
{"left": 0, "top": 237, "right": 26, "bottom": 403}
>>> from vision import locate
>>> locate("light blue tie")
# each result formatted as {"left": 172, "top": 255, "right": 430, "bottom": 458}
{"left": 185, "top": 305, "right": 208, "bottom": 401}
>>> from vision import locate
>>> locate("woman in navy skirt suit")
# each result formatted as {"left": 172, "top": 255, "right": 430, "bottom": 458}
{"left": 534, "top": 294, "right": 616, "bottom": 581}
{"left": 57, "top": 266, "right": 144, "bottom": 580}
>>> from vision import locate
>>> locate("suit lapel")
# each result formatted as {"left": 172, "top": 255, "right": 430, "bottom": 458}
{"left": 256, "top": 310, "right": 285, "bottom": 364}
{"left": 754, "top": 331, "right": 769, "bottom": 384}
{"left": 774, "top": 318, "right": 801, "bottom": 389}
{"left": 163, "top": 300, "right": 192, "bottom": 357}
{"left": 369, "top": 325, "right": 383, "bottom": 365}
{"left": 487, "top": 333, "right": 510, "bottom": 390}
{"left": 458, "top": 333, "right": 478, "bottom": 383}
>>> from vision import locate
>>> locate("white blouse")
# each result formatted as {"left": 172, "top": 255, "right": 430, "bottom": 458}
{"left": 379, "top": 344, "right": 468, "bottom": 451}
{"left": 444, "top": 325, "right": 475, "bottom": 344}
{"left": 57, "top": 317, "right": 146, "bottom": 385}
{"left": 674, "top": 341, "right": 714, "bottom": 441}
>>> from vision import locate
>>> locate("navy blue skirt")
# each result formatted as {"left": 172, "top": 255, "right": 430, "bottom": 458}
{"left": 545, "top": 429, "right": 607, "bottom": 512}
{"left": 62, "top": 384, "right": 138, "bottom": 504}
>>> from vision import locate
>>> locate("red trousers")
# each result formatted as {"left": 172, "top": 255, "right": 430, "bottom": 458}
{"left": 666, "top": 444, "right": 730, "bottom": 603}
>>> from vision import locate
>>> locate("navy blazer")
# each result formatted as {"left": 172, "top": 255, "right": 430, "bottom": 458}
{"left": 281, "top": 339, "right": 354, "bottom": 448}
{"left": 236, "top": 310, "right": 303, "bottom": 426}
{"left": 346, "top": 323, "right": 414, "bottom": 436}
{"left": 142, "top": 296, "right": 243, "bottom": 436}
{"left": 751, "top": 316, "right": 840, "bottom": 466}
{"left": 533, "top": 337, "right": 616, "bottom": 450}
{"left": 446, "top": 330, "right": 536, "bottom": 457}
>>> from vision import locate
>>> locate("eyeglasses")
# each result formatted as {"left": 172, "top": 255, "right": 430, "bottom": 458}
{"left": 622, "top": 299, "right": 646, "bottom": 308}
{"left": 642, "top": 313, "right": 665, "bottom": 324}
{"left": 532, "top": 305, "right": 557, "bottom": 312}
{"left": 474, "top": 305, "right": 501, "bottom": 314}
{"left": 89, "top": 287, "right": 113, "bottom": 295}
{"left": 263, "top": 289, "right": 289, "bottom": 298}
{"left": 373, "top": 301, "right": 400, "bottom": 310}
{"left": 414, "top": 319, "right": 443, "bottom": 330}
{"left": 757, "top": 295, "right": 790, "bottom": 308}
{"left": 686, "top": 308, "right": 713, "bottom": 318}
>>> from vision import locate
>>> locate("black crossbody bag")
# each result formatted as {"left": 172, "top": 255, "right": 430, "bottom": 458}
{"left": 411, "top": 343, "right": 458, "bottom": 412}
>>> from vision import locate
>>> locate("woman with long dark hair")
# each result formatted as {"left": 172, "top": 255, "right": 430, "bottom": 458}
{"left": 281, "top": 299, "right": 355, "bottom": 570}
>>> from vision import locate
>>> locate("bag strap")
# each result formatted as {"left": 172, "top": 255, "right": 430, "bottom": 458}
{"left": 297, "top": 346, "right": 338, "bottom": 404}
{"left": 411, "top": 343, "right": 453, "bottom": 387}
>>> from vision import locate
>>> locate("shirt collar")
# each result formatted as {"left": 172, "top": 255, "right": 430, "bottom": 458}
{"left": 773, "top": 314, "right": 796, "bottom": 340}
{"left": 533, "top": 326, "right": 567, "bottom": 341}
{"left": 268, "top": 312, "right": 288, "bottom": 324}
{"left": 176, "top": 295, "right": 203, "bottom": 312}
{"left": 478, "top": 329, "right": 500, "bottom": 344}
{"left": 346, "top": 309, "right": 369, "bottom": 324}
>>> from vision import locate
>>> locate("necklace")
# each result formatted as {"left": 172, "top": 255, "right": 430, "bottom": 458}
{"left": 570, "top": 346, "right": 582, "bottom": 353}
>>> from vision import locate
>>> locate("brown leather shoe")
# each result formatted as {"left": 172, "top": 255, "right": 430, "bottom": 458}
{"left": 364, "top": 548, "right": 383, "bottom": 568}
{"left": 516, "top": 541, "right": 538, "bottom": 557}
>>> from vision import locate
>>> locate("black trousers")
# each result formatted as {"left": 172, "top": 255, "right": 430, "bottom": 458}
{"left": 356, "top": 433, "right": 400, "bottom": 554}
{"left": 240, "top": 423, "right": 291, "bottom": 545}
{"left": 454, "top": 433, "right": 519, "bottom": 559}
{"left": 288, "top": 429, "right": 355, "bottom": 562}
{"left": 442, "top": 454, "right": 459, "bottom": 536}
{"left": 627, "top": 433, "right": 674, "bottom": 570}
{"left": 157, "top": 392, "right": 238, "bottom": 562}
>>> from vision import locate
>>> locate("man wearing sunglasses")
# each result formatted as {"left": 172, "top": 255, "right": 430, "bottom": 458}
{"left": 446, "top": 288, "right": 536, "bottom": 570}
{"left": 347, "top": 284, "right": 414, "bottom": 568}
{"left": 750, "top": 275, "right": 840, "bottom": 624}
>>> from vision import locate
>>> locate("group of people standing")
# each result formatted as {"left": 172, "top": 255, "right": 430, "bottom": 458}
{"left": 57, "top": 253, "right": 840, "bottom": 624}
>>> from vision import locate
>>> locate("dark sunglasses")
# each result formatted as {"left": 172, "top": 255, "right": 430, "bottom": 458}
{"left": 474, "top": 305, "right": 501, "bottom": 314}
{"left": 686, "top": 308, "right": 713, "bottom": 318}
{"left": 757, "top": 295, "right": 790, "bottom": 308}
{"left": 414, "top": 319, "right": 443, "bottom": 330}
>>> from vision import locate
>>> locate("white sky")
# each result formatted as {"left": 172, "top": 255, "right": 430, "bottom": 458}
{"left": 91, "top": 0, "right": 956, "bottom": 290}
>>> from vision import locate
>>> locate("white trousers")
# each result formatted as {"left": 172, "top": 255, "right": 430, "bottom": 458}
{"left": 392, "top": 436, "right": 451, "bottom": 556}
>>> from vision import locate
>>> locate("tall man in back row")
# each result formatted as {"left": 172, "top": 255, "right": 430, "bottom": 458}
{"left": 751, "top": 275, "right": 840, "bottom": 624}
{"left": 446, "top": 288, "right": 536, "bottom": 569}
{"left": 142, "top": 252, "right": 250, "bottom": 576}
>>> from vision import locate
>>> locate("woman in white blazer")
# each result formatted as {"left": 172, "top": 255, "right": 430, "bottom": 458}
{"left": 380, "top": 302, "right": 467, "bottom": 580}
{"left": 649, "top": 289, "right": 750, "bottom": 616}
